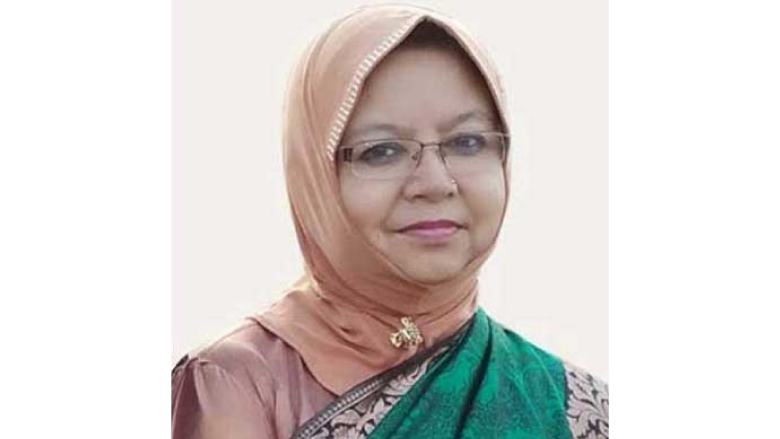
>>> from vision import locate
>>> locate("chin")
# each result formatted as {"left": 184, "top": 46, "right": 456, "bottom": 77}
{"left": 410, "top": 271, "right": 460, "bottom": 285}
{"left": 397, "top": 258, "right": 468, "bottom": 285}
{"left": 377, "top": 234, "right": 474, "bottom": 284}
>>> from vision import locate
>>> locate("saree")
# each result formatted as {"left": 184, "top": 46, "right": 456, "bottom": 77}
{"left": 290, "top": 308, "right": 609, "bottom": 439}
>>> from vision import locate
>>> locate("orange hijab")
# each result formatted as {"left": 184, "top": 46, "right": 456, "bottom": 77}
{"left": 254, "top": 4, "right": 512, "bottom": 395}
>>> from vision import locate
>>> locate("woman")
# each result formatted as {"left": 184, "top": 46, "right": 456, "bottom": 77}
{"left": 172, "top": 5, "right": 608, "bottom": 439}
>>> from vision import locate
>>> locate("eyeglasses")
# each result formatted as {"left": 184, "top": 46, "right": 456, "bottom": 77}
{"left": 337, "top": 131, "right": 509, "bottom": 181}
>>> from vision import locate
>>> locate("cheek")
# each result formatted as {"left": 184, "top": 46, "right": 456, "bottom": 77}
{"left": 339, "top": 176, "right": 399, "bottom": 239}
{"left": 462, "top": 173, "right": 506, "bottom": 241}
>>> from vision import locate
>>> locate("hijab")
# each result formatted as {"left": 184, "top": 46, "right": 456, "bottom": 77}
{"left": 253, "top": 4, "right": 513, "bottom": 395}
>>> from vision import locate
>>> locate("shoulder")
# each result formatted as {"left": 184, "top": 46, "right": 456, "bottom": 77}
{"left": 172, "top": 320, "right": 284, "bottom": 438}
{"left": 172, "top": 319, "right": 284, "bottom": 397}
{"left": 561, "top": 361, "right": 609, "bottom": 439}
{"left": 482, "top": 313, "right": 609, "bottom": 438}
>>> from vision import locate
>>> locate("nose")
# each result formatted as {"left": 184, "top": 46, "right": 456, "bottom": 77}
{"left": 401, "top": 145, "right": 458, "bottom": 201}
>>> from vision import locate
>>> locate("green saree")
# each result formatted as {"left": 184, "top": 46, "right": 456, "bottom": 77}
{"left": 291, "top": 308, "right": 609, "bottom": 439}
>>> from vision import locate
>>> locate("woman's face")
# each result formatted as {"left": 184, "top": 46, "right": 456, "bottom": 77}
{"left": 339, "top": 46, "right": 507, "bottom": 285}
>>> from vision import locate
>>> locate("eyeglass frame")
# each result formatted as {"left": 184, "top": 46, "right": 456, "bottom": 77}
{"left": 336, "top": 130, "right": 510, "bottom": 181}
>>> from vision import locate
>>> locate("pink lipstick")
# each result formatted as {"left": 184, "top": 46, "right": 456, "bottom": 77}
{"left": 398, "top": 219, "right": 462, "bottom": 244}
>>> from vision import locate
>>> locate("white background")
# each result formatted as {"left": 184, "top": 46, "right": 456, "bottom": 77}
{"left": 174, "top": 0, "right": 609, "bottom": 379}
{"left": 1, "top": 0, "right": 779, "bottom": 437}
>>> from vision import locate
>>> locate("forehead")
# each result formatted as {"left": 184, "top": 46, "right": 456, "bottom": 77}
{"left": 343, "top": 46, "right": 500, "bottom": 139}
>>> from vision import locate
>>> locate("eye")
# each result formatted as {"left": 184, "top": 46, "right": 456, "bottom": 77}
{"left": 446, "top": 133, "right": 487, "bottom": 155}
{"left": 357, "top": 141, "right": 408, "bottom": 165}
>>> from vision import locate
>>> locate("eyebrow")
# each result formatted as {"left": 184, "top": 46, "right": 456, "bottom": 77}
{"left": 344, "top": 110, "right": 500, "bottom": 143}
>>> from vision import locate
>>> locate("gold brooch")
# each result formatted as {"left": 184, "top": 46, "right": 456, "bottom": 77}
{"left": 389, "top": 317, "right": 423, "bottom": 349}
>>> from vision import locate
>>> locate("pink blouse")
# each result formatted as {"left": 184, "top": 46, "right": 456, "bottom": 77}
{"left": 171, "top": 318, "right": 337, "bottom": 439}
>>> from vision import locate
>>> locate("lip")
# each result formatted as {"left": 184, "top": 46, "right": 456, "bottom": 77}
{"left": 397, "top": 219, "right": 463, "bottom": 244}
